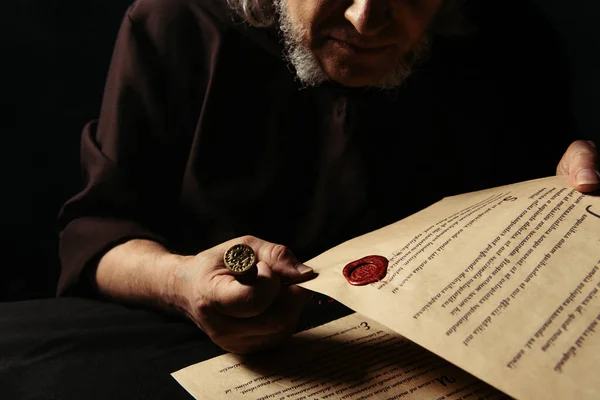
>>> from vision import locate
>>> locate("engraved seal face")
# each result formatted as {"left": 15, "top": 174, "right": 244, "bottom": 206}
{"left": 224, "top": 244, "right": 257, "bottom": 274}
{"left": 343, "top": 255, "right": 388, "bottom": 286}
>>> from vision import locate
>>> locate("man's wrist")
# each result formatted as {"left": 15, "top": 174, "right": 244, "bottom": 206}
{"left": 95, "top": 239, "right": 194, "bottom": 319}
{"left": 164, "top": 252, "right": 196, "bottom": 319}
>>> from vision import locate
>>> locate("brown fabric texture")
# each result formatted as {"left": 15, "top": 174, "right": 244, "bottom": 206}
{"left": 57, "top": 0, "right": 576, "bottom": 296}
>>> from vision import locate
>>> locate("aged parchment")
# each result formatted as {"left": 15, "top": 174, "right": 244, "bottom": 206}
{"left": 172, "top": 313, "right": 508, "bottom": 399}
{"left": 174, "top": 176, "right": 600, "bottom": 399}
{"left": 299, "top": 176, "right": 600, "bottom": 399}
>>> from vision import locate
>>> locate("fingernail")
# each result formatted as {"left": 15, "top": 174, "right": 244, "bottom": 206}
{"left": 296, "top": 263, "right": 314, "bottom": 275}
{"left": 576, "top": 169, "right": 600, "bottom": 185}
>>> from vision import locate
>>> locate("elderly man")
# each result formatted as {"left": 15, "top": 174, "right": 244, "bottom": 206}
{"left": 57, "top": 0, "right": 599, "bottom": 353}
{"left": 2, "top": 0, "right": 597, "bottom": 398}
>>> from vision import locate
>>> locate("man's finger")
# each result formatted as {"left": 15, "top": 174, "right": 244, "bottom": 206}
{"left": 211, "top": 261, "right": 281, "bottom": 318}
{"left": 219, "top": 235, "right": 315, "bottom": 283}
{"left": 209, "top": 285, "right": 311, "bottom": 336}
{"left": 253, "top": 240, "right": 315, "bottom": 283}
{"left": 219, "top": 286, "right": 313, "bottom": 353}
{"left": 204, "top": 285, "right": 315, "bottom": 354}
{"left": 557, "top": 140, "right": 599, "bottom": 193}
{"left": 201, "top": 290, "right": 309, "bottom": 340}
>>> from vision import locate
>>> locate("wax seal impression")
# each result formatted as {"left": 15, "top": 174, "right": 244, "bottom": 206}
{"left": 224, "top": 244, "right": 257, "bottom": 277}
{"left": 343, "top": 255, "right": 388, "bottom": 286}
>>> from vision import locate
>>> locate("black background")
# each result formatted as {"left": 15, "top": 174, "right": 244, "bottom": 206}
{"left": 0, "top": 0, "right": 598, "bottom": 301}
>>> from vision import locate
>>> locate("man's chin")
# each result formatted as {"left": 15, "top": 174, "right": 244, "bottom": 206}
{"left": 322, "top": 64, "right": 394, "bottom": 88}
{"left": 286, "top": 45, "right": 415, "bottom": 89}
{"left": 329, "top": 75, "right": 382, "bottom": 88}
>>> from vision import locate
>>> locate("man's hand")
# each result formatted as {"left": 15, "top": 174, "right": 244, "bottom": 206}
{"left": 557, "top": 140, "right": 600, "bottom": 193}
{"left": 170, "top": 236, "right": 315, "bottom": 354}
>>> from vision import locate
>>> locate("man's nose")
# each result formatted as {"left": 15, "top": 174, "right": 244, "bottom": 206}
{"left": 344, "top": 0, "right": 391, "bottom": 36}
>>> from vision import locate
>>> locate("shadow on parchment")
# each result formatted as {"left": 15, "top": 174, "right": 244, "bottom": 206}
{"left": 227, "top": 313, "right": 511, "bottom": 399}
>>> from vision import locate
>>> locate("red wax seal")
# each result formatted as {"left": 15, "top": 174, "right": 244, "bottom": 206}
{"left": 343, "top": 255, "right": 389, "bottom": 286}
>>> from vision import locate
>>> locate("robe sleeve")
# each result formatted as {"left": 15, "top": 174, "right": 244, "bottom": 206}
{"left": 56, "top": 0, "right": 217, "bottom": 296}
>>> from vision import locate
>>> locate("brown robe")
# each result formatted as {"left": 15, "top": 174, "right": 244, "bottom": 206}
{"left": 57, "top": 0, "right": 576, "bottom": 295}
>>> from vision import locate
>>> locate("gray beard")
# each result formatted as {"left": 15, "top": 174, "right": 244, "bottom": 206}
{"left": 275, "top": 0, "right": 431, "bottom": 89}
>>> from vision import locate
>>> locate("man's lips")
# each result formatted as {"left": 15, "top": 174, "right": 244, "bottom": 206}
{"left": 327, "top": 36, "right": 394, "bottom": 55}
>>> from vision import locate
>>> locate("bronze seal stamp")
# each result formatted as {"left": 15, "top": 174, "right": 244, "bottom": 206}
{"left": 343, "top": 255, "right": 388, "bottom": 286}
{"left": 224, "top": 244, "right": 257, "bottom": 276}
